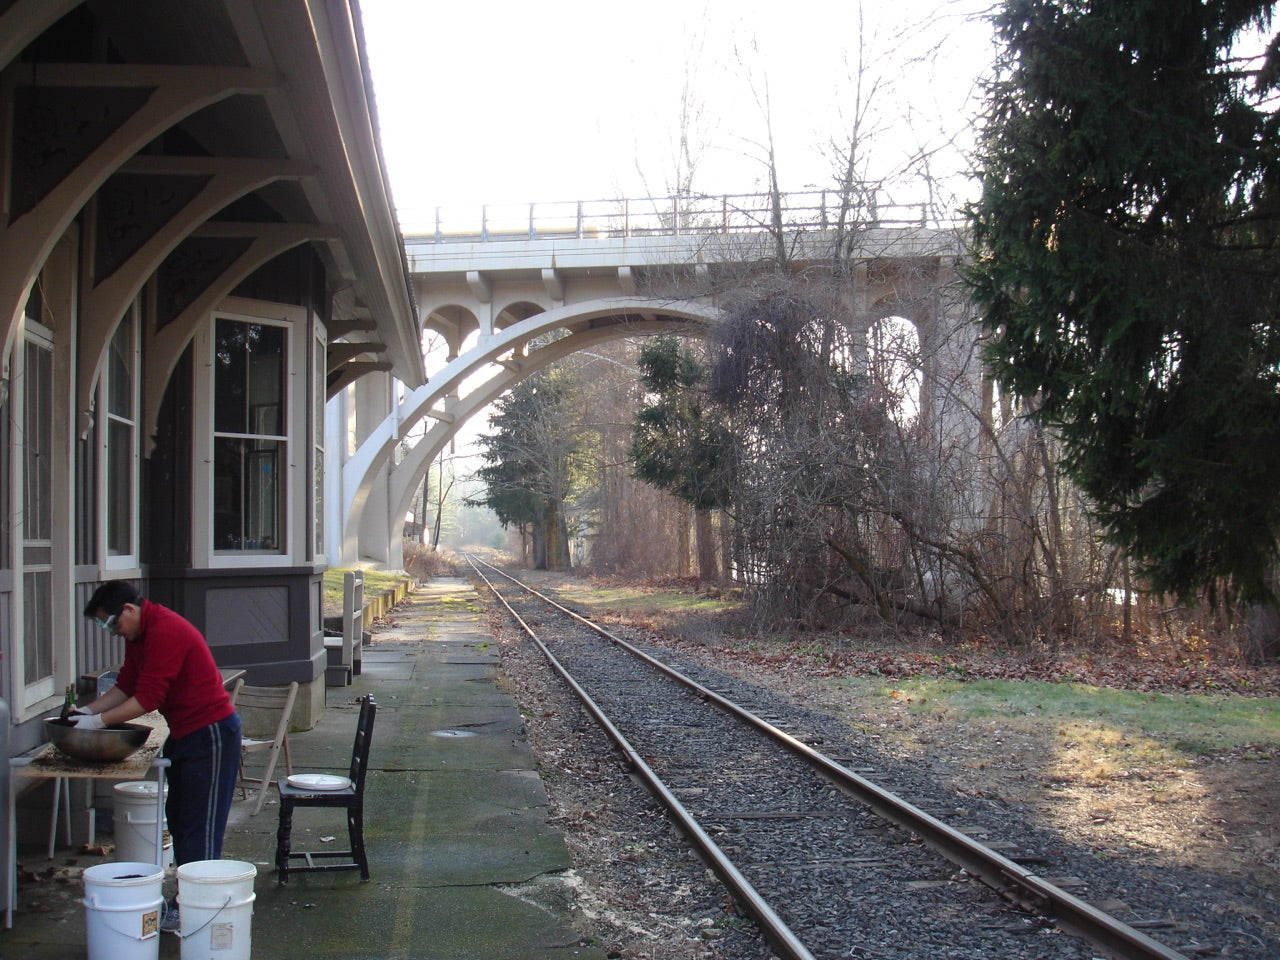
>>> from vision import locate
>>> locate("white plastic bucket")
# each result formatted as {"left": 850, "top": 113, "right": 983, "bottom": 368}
{"left": 176, "top": 859, "right": 257, "bottom": 960}
{"left": 112, "top": 780, "right": 172, "bottom": 868}
{"left": 82, "top": 860, "right": 164, "bottom": 960}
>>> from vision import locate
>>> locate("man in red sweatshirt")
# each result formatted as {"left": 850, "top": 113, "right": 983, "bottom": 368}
{"left": 76, "top": 580, "right": 242, "bottom": 932}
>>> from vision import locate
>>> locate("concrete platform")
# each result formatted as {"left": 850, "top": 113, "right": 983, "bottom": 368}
{"left": 0, "top": 576, "right": 606, "bottom": 960}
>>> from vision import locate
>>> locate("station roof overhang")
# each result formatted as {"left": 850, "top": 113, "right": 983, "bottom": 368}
{"left": 0, "top": 0, "right": 426, "bottom": 404}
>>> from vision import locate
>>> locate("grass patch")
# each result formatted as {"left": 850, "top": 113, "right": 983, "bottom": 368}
{"left": 838, "top": 675, "right": 1280, "bottom": 772}
{"left": 322, "top": 568, "right": 411, "bottom": 614}
{"left": 557, "top": 581, "right": 739, "bottom": 617}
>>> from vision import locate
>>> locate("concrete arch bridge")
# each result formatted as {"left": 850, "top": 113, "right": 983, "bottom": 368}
{"left": 328, "top": 191, "right": 979, "bottom": 570}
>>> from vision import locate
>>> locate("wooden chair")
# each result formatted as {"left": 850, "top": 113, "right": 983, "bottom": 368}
{"left": 231, "top": 680, "right": 299, "bottom": 815}
{"left": 275, "top": 695, "right": 376, "bottom": 883}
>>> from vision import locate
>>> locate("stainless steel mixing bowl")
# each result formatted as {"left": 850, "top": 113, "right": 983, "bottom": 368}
{"left": 44, "top": 718, "right": 150, "bottom": 762}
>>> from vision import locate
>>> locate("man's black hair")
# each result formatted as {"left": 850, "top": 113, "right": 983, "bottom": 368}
{"left": 83, "top": 580, "right": 144, "bottom": 619}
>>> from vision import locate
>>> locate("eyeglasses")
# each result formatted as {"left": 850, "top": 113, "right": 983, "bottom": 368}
{"left": 94, "top": 613, "right": 119, "bottom": 633}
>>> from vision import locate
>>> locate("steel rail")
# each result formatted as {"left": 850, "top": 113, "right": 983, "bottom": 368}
{"left": 470, "top": 557, "right": 1191, "bottom": 960}
{"left": 467, "top": 557, "right": 818, "bottom": 960}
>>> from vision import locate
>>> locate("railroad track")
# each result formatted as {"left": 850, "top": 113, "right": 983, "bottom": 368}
{"left": 469, "top": 557, "right": 1194, "bottom": 960}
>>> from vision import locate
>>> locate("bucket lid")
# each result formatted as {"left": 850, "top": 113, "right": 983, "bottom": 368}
{"left": 113, "top": 780, "right": 163, "bottom": 798}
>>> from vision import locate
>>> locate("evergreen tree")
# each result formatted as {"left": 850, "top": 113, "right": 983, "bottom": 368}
{"left": 965, "top": 0, "right": 1280, "bottom": 605}
{"left": 630, "top": 336, "right": 738, "bottom": 512}
{"left": 472, "top": 371, "right": 585, "bottom": 570}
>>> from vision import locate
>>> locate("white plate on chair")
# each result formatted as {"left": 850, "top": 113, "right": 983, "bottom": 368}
{"left": 287, "top": 774, "right": 351, "bottom": 791}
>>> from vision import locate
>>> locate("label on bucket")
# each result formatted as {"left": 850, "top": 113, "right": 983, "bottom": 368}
{"left": 210, "top": 921, "right": 235, "bottom": 949}
{"left": 141, "top": 908, "right": 159, "bottom": 937}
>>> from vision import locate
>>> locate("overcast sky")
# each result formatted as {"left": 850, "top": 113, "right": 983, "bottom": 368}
{"left": 359, "top": 0, "right": 997, "bottom": 232}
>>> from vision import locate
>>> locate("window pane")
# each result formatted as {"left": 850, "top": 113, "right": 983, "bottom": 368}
{"left": 213, "top": 436, "right": 241, "bottom": 549}
{"left": 314, "top": 341, "right": 325, "bottom": 432}
{"left": 107, "top": 418, "right": 133, "bottom": 555}
{"left": 213, "top": 436, "right": 283, "bottom": 551}
{"left": 215, "top": 319, "right": 285, "bottom": 434}
{"left": 23, "top": 570, "right": 51, "bottom": 685}
{"left": 314, "top": 338, "right": 324, "bottom": 555}
{"left": 214, "top": 320, "right": 248, "bottom": 434}
{"left": 314, "top": 455, "right": 324, "bottom": 556}
{"left": 24, "top": 340, "right": 52, "bottom": 541}
{"left": 22, "top": 545, "right": 50, "bottom": 565}
{"left": 108, "top": 315, "right": 134, "bottom": 418}
{"left": 249, "top": 328, "right": 285, "bottom": 435}
{"left": 248, "top": 439, "right": 281, "bottom": 549}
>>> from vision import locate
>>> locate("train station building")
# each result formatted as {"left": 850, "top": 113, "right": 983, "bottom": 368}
{"left": 0, "top": 0, "right": 425, "bottom": 758}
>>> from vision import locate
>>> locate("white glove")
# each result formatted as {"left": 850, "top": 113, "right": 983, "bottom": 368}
{"left": 72, "top": 712, "right": 105, "bottom": 730}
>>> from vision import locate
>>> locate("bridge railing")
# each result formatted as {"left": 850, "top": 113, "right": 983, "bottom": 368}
{"left": 402, "top": 190, "right": 953, "bottom": 244}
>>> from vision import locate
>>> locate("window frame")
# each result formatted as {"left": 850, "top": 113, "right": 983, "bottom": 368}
{"left": 7, "top": 234, "right": 78, "bottom": 722}
{"left": 97, "top": 303, "right": 141, "bottom": 571}
{"left": 312, "top": 322, "right": 327, "bottom": 560}
{"left": 193, "top": 299, "right": 308, "bottom": 569}
{"left": 18, "top": 319, "right": 56, "bottom": 707}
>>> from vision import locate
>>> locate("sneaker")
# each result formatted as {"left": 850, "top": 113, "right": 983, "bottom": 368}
{"left": 160, "top": 900, "right": 180, "bottom": 934}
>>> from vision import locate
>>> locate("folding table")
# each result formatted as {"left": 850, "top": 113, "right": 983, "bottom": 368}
{"left": 6, "top": 713, "right": 169, "bottom": 929}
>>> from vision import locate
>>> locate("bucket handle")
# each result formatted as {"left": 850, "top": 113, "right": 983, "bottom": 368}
{"left": 84, "top": 895, "right": 163, "bottom": 941}
{"left": 178, "top": 893, "right": 234, "bottom": 941}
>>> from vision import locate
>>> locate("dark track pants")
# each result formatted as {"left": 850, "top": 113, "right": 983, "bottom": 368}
{"left": 163, "top": 712, "right": 242, "bottom": 866}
